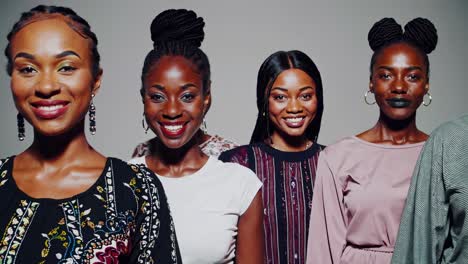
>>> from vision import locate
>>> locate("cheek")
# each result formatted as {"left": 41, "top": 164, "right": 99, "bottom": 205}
{"left": 303, "top": 98, "right": 318, "bottom": 114}
{"left": 268, "top": 100, "right": 284, "bottom": 116}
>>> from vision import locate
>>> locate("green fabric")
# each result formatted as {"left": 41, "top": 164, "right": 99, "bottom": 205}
{"left": 392, "top": 114, "right": 468, "bottom": 264}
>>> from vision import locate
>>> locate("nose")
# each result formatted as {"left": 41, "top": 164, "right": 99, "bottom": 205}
{"left": 162, "top": 98, "right": 183, "bottom": 119}
{"left": 286, "top": 97, "right": 303, "bottom": 113}
{"left": 35, "top": 71, "right": 61, "bottom": 98}
{"left": 391, "top": 76, "right": 408, "bottom": 94}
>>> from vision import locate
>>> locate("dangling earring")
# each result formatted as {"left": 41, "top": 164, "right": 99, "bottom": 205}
{"left": 17, "top": 113, "right": 25, "bottom": 141}
{"left": 142, "top": 113, "right": 150, "bottom": 134}
{"left": 364, "top": 90, "right": 376, "bottom": 105}
{"left": 89, "top": 94, "right": 96, "bottom": 135}
{"left": 200, "top": 118, "right": 208, "bottom": 134}
{"left": 423, "top": 92, "right": 432, "bottom": 106}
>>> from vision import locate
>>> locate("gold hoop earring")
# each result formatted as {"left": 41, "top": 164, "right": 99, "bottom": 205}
{"left": 423, "top": 92, "right": 432, "bottom": 107}
{"left": 364, "top": 90, "right": 376, "bottom": 105}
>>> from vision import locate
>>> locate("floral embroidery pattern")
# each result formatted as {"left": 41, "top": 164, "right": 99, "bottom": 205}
{"left": 0, "top": 158, "right": 179, "bottom": 263}
{"left": 0, "top": 200, "right": 39, "bottom": 263}
{"left": 0, "top": 158, "right": 8, "bottom": 187}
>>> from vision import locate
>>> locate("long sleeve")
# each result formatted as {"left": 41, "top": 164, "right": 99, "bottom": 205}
{"left": 128, "top": 165, "right": 182, "bottom": 264}
{"left": 306, "top": 152, "right": 347, "bottom": 264}
{"left": 391, "top": 135, "right": 449, "bottom": 264}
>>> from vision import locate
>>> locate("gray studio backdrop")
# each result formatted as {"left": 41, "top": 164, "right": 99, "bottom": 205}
{"left": 1, "top": 0, "right": 467, "bottom": 159}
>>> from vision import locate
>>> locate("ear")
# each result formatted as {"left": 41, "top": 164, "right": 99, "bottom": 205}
{"left": 91, "top": 68, "right": 103, "bottom": 95}
{"left": 203, "top": 81, "right": 212, "bottom": 115}
{"left": 369, "top": 81, "right": 374, "bottom": 92}
{"left": 424, "top": 83, "right": 430, "bottom": 93}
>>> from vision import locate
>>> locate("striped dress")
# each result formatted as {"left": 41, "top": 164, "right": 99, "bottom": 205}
{"left": 219, "top": 142, "right": 323, "bottom": 264}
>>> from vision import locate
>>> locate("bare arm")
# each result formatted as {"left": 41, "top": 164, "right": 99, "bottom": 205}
{"left": 236, "top": 190, "right": 265, "bottom": 264}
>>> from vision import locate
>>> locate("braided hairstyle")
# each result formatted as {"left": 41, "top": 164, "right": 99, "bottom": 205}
{"left": 368, "top": 17, "right": 438, "bottom": 79}
{"left": 4, "top": 5, "right": 101, "bottom": 79}
{"left": 250, "top": 50, "right": 324, "bottom": 144}
{"left": 140, "top": 9, "right": 210, "bottom": 96}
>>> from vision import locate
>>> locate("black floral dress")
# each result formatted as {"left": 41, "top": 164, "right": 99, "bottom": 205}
{"left": 0, "top": 157, "right": 181, "bottom": 264}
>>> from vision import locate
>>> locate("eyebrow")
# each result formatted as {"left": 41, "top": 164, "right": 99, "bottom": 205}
{"left": 271, "top": 86, "right": 314, "bottom": 92}
{"left": 377, "top": 65, "right": 423, "bottom": 71}
{"left": 56, "top": 50, "right": 81, "bottom": 59}
{"left": 13, "top": 50, "right": 81, "bottom": 61}
{"left": 151, "top": 83, "right": 198, "bottom": 90}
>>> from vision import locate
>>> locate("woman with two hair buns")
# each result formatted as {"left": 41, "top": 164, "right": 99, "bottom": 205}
{"left": 306, "top": 17, "right": 438, "bottom": 263}
{"left": 129, "top": 9, "right": 264, "bottom": 264}
{"left": 0, "top": 5, "right": 180, "bottom": 263}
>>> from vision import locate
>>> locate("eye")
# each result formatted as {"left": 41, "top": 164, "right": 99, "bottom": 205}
{"left": 300, "top": 93, "right": 313, "bottom": 101}
{"left": 58, "top": 65, "right": 77, "bottom": 73}
{"left": 18, "top": 65, "right": 37, "bottom": 75}
{"left": 149, "top": 93, "right": 165, "bottom": 102}
{"left": 407, "top": 73, "right": 421, "bottom": 82}
{"left": 272, "top": 94, "right": 287, "bottom": 102}
{"left": 379, "top": 73, "right": 392, "bottom": 80}
{"left": 181, "top": 93, "right": 196, "bottom": 102}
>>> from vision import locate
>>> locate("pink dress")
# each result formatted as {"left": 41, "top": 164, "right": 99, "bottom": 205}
{"left": 306, "top": 136, "right": 424, "bottom": 264}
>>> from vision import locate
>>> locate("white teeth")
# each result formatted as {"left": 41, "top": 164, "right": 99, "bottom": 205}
{"left": 164, "top": 125, "right": 183, "bottom": 131}
{"left": 37, "top": 105, "right": 64, "bottom": 111}
{"left": 285, "top": 117, "right": 303, "bottom": 123}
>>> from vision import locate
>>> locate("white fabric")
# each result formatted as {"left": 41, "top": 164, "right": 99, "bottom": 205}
{"left": 129, "top": 156, "right": 262, "bottom": 264}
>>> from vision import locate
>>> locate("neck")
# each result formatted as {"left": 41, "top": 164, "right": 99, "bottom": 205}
{"left": 150, "top": 133, "right": 207, "bottom": 176}
{"left": 26, "top": 121, "right": 94, "bottom": 162}
{"left": 268, "top": 131, "right": 311, "bottom": 152}
{"left": 372, "top": 112, "right": 421, "bottom": 144}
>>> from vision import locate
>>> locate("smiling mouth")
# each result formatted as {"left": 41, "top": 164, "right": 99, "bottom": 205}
{"left": 31, "top": 101, "right": 70, "bottom": 119}
{"left": 283, "top": 116, "right": 306, "bottom": 128}
{"left": 159, "top": 122, "right": 188, "bottom": 138}
{"left": 386, "top": 98, "right": 411, "bottom": 108}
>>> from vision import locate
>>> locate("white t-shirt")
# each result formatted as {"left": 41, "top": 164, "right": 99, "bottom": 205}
{"left": 129, "top": 156, "right": 262, "bottom": 264}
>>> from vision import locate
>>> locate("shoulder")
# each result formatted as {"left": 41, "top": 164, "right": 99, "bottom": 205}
{"left": 320, "top": 136, "right": 359, "bottom": 156}
{"left": 219, "top": 144, "right": 254, "bottom": 164}
{"left": 108, "top": 157, "right": 164, "bottom": 191}
{"left": 209, "top": 157, "right": 262, "bottom": 186}
{"left": 430, "top": 114, "right": 468, "bottom": 142}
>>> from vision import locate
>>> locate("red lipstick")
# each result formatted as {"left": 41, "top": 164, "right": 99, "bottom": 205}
{"left": 31, "top": 100, "right": 69, "bottom": 119}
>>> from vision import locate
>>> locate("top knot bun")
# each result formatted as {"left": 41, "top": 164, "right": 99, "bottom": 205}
{"left": 150, "top": 9, "right": 205, "bottom": 48}
{"left": 368, "top": 18, "right": 403, "bottom": 51}
{"left": 403, "top": 17, "right": 438, "bottom": 54}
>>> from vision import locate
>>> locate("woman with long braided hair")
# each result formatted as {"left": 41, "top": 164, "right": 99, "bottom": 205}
{"left": 129, "top": 9, "right": 264, "bottom": 263}
{"left": 306, "top": 17, "right": 438, "bottom": 264}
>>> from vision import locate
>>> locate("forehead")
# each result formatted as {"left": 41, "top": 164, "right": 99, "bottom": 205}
{"left": 272, "top": 68, "right": 315, "bottom": 87}
{"left": 10, "top": 17, "right": 91, "bottom": 58}
{"left": 147, "top": 56, "right": 201, "bottom": 82}
{"left": 374, "top": 42, "right": 426, "bottom": 68}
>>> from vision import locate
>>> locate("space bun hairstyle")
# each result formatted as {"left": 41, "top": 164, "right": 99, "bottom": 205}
{"left": 368, "top": 17, "right": 438, "bottom": 78}
{"left": 4, "top": 5, "right": 100, "bottom": 79}
{"left": 140, "top": 9, "right": 211, "bottom": 96}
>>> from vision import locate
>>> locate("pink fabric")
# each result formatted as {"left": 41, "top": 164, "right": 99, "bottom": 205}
{"left": 306, "top": 136, "right": 424, "bottom": 264}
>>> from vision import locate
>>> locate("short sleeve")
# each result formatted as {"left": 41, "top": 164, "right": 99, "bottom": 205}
{"left": 237, "top": 168, "right": 262, "bottom": 215}
{"left": 127, "top": 164, "right": 182, "bottom": 263}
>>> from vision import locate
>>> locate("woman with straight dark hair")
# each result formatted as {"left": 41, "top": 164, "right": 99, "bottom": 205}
{"left": 0, "top": 5, "right": 180, "bottom": 263}
{"left": 220, "top": 50, "right": 325, "bottom": 264}
{"left": 306, "top": 17, "right": 437, "bottom": 264}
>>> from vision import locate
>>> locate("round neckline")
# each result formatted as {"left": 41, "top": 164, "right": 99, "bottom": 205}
{"left": 154, "top": 156, "right": 213, "bottom": 181}
{"left": 257, "top": 141, "right": 321, "bottom": 161}
{"left": 7, "top": 156, "right": 111, "bottom": 204}
{"left": 350, "top": 136, "right": 426, "bottom": 149}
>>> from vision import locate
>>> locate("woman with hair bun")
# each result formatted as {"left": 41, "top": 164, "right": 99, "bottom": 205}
{"left": 0, "top": 5, "right": 180, "bottom": 263}
{"left": 129, "top": 9, "right": 264, "bottom": 264}
{"left": 306, "top": 17, "right": 438, "bottom": 264}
